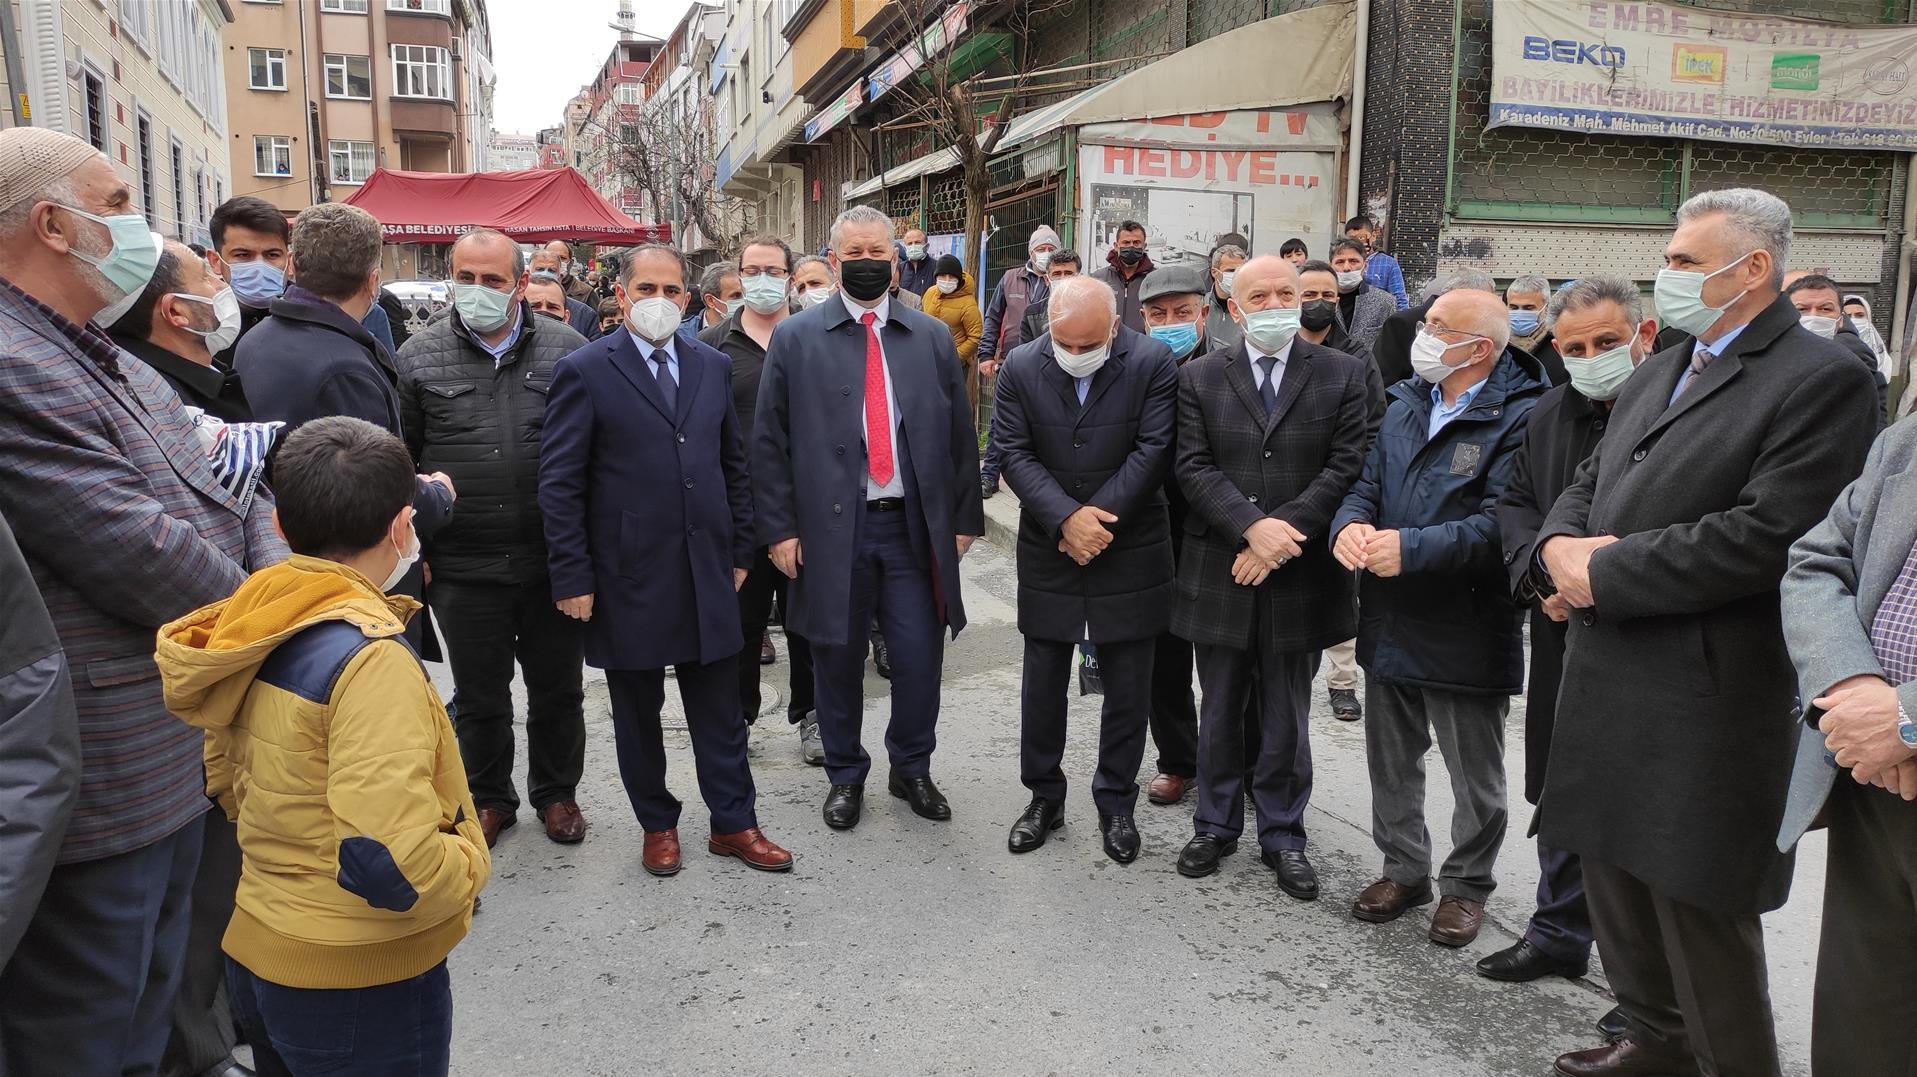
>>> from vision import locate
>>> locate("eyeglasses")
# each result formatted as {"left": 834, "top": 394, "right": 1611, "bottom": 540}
{"left": 1416, "top": 320, "right": 1487, "bottom": 343}
{"left": 740, "top": 267, "right": 790, "bottom": 279}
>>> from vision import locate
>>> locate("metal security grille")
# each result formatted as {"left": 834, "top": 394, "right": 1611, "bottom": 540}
{"left": 885, "top": 182, "right": 925, "bottom": 230}
{"left": 1449, "top": 0, "right": 1907, "bottom": 230}
{"left": 927, "top": 171, "right": 970, "bottom": 234}
{"left": 1187, "top": 0, "right": 1328, "bottom": 44}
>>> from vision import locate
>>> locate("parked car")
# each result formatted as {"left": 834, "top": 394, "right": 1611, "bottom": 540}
{"left": 382, "top": 280, "right": 449, "bottom": 338}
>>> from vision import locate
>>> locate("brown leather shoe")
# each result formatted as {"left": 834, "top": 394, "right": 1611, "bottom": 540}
{"left": 478, "top": 807, "right": 516, "bottom": 849}
{"left": 709, "top": 827, "right": 794, "bottom": 872}
{"left": 642, "top": 828, "right": 682, "bottom": 876}
{"left": 1351, "top": 876, "right": 1434, "bottom": 923}
{"left": 1428, "top": 895, "right": 1485, "bottom": 947}
{"left": 1553, "top": 1037, "right": 1693, "bottom": 1076}
{"left": 1145, "top": 773, "right": 1188, "bottom": 805}
{"left": 759, "top": 631, "right": 777, "bottom": 665}
{"left": 538, "top": 801, "right": 587, "bottom": 844}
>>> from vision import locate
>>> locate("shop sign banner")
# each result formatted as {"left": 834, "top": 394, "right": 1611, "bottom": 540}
{"left": 1489, "top": 0, "right": 1917, "bottom": 151}
{"left": 806, "top": 79, "right": 864, "bottom": 143}
{"left": 867, "top": 1, "right": 971, "bottom": 103}
{"left": 1077, "top": 109, "right": 1339, "bottom": 274}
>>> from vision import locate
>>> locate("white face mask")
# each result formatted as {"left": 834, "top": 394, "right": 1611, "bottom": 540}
{"left": 1798, "top": 314, "right": 1839, "bottom": 339}
{"left": 625, "top": 295, "right": 682, "bottom": 343}
{"left": 1409, "top": 329, "right": 1481, "bottom": 384}
{"left": 381, "top": 517, "right": 420, "bottom": 591}
{"left": 799, "top": 286, "right": 835, "bottom": 309}
{"left": 1335, "top": 269, "right": 1364, "bottom": 293}
{"left": 936, "top": 278, "right": 959, "bottom": 295}
{"left": 1562, "top": 338, "right": 1641, "bottom": 402}
{"left": 1054, "top": 335, "right": 1111, "bottom": 379}
{"left": 1032, "top": 250, "right": 1053, "bottom": 271}
{"left": 171, "top": 288, "right": 244, "bottom": 353}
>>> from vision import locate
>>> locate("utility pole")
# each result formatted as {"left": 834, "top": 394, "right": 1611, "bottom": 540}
{"left": 0, "top": 0, "right": 33, "bottom": 127}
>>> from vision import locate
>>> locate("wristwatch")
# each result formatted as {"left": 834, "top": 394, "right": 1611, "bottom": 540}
{"left": 1899, "top": 700, "right": 1917, "bottom": 750}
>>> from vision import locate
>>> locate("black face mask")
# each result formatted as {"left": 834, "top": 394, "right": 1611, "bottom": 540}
{"left": 840, "top": 258, "right": 892, "bottom": 302}
{"left": 1300, "top": 299, "right": 1337, "bottom": 332}
{"left": 1116, "top": 247, "right": 1145, "bottom": 266}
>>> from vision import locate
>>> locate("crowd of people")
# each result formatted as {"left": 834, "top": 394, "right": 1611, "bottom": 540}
{"left": 0, "top": 122, "right": 1912, "bottom": 1077}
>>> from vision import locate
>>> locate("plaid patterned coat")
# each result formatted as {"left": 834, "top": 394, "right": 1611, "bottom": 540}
{"left": 0, "top": 281, "right": 286, "bottom": 864}
{"left": 1170, "top": 338, "right": 1371, "bottom": 652}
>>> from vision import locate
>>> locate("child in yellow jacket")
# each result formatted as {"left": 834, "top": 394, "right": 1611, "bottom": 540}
{"left": 158, "top": 416, "right": 489, "bottom": 1076}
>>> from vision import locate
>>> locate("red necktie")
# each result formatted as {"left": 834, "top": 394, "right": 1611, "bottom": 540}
{"left": 862, "top": 311, "right": 894, "bottom": 487}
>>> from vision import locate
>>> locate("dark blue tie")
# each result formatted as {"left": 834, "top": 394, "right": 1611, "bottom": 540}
{"left": 1258, "top": 356, "right": 1278, "bottom": 415}
{"left": 652, "top": 353, "right": 677, "bottom": 413}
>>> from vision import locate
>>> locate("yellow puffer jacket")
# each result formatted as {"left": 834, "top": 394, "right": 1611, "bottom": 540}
{"left": 157, "top": 555, "right": 489, "bottom": 989}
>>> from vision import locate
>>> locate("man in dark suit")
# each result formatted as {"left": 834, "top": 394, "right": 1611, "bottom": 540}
{"left": 993, "top": 276, "right": 1178, "bottom": 863}
{"left": 538, "top": 244, "right": 793, "bottom": 878}
{"left": 1539, "top": 189, "right": 1881, "bottom": 1077}
{"left": 1483, "top": 276, "right": 1657, "bottom": 1005}
{"left": 1170, "top": 255, "right": 1370, "bottom": 899}
{"left": 1779, "top": 418, "right": 1917, "bottom": 1077}
{"left": 752, "top": 206, "right": 984, "bottom": 831}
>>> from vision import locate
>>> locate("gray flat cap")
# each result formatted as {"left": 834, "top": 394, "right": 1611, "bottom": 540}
{"left": 1138, "top": 265, "right": 1207, "bottom": 303}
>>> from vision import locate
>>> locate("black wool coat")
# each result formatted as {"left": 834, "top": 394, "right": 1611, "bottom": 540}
{"left": 994, "top": 326, "right": 1178, "bottom": 643}
{"left": 1171, "top": 338, "right": 1372, "bottom": 652}
{"left": 1536, "top": 294, "right": 1881, "bottom": 915}
{"left": 1496, "top": 383, "right": 1609, "bottom": 805}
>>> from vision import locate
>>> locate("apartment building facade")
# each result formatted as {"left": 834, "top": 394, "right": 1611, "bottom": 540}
{"left": 2, "top": 0, "right": 234, "bottom": 245}
{"left": 221, "top": 0, "right": 493, "bottom": 276}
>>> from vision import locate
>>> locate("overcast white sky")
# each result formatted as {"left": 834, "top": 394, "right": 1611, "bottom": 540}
{"left": 489, "top": 0, "right": 698, "bottom": 136}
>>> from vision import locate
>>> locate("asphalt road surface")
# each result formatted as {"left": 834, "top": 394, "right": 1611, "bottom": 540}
{"left": 430, "top": 536, "right": 1825, "bottom": 1077}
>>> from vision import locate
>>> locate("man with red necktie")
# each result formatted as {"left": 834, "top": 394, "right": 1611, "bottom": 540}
{"left": 752, "top": 206, "right": 984, "bottom": 832}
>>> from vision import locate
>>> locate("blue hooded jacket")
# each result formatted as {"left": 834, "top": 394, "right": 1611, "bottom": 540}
{"left": 1329, "top": 346, "right": 1547, "bottom": 694}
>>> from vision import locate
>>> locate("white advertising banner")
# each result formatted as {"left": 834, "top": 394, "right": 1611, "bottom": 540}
{"left": 1076, "top": 107, "right": 1341, "bottom": 273}
{"left": 1489, "top": 0, "right": 1917, "bottom": 151}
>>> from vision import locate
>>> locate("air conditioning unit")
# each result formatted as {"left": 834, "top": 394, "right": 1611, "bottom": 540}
{"left": 450, "top": 41, "right": 463, "bottom": 61}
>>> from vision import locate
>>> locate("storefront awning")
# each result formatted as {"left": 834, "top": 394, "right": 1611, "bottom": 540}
{"left": 843, "top": 2, "right": 1356, "bottom": 200}
{"left": 340, "top": 167, "right": 671, "bottom": 245}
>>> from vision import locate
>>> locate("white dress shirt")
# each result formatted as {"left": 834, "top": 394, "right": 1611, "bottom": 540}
{"left": 1246, "top": 337, "right": 1294, "bottom": 388}
{"left": 844, "top": 291, "right": 904, "bottom": 499}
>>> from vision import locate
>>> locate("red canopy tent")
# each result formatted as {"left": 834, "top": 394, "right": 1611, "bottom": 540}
{"left": 339, "top": 167, "right": 670, "bottom": 245}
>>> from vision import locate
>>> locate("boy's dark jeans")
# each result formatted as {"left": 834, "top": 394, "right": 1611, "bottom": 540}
{"left": 227, "top": 958, "right": 452, "bottom": 1077}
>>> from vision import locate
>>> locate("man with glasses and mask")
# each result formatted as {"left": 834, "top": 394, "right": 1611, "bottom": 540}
{"left": 1332, "top": 287, "right": 1546, "bottom": 947}
{"left": 396, "top": 228, "right": 589, "bottom": 851}
{"left": 0, "top": 125, "right": 287, "bottom": 1077}
{"left": 1537, "top": 189, "right": 1880, "bottom": 1077}
{"left": 753, "top": 206, "right": 983, "bottom": 833}
{"left": 991, "top": 275, "right": 1179, "bottom": 864}
{"left": 1170, "top": 255, "right": 1372, "bottom": 900}
{"left": 113, "top": 239, "right": 251, "bottom": 421}
{"left": 700, "top": 234, "right": 819, "bottom": 766}
{"left": 541, "top": 243, "right": 792, "bottom": 878}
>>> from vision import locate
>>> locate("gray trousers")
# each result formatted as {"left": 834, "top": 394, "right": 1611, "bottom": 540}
{"left": 1813, "top": 777, "right": 1917, "bottom": 1076}
{"left": 1583, "top": 857, "right": 1780, "bottom": 1077}
{"left": 1364, "top": 681, "right": 1507, "bottom": 902}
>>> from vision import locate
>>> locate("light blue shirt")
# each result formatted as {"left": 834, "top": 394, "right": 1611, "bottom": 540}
{"left": 633, "top": 333, "right": 679, "bottom": 386}
{"left": 1670, "top": 321, "right": 1746, "bottom": 403}
{"left": 1074, "top": 375, "right": 1090, "bottom": 404}
{"left": 467, "top": 308, "right": 524, "bottom": 367}
{"left": 1247, "top": 339, "right": 1293, "bottom": 389}
{"left": 843, "top": 291, "right": 903, "bottom": 499}
{"left": 1429, "top": 378, "right": 1486, "bottom": 439}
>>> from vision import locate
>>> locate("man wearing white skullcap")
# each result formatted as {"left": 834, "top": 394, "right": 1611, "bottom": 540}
{"left": 0, "top": 126, "right": 287, "bottom": 1076}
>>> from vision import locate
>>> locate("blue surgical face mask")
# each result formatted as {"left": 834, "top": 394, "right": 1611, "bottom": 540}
{"left": 1509, "top": 309, "right": 1540, "bottom": 335}
{"left": 741, "top": 273, "right": 789, "bottom": 315}
{"left": 451, "top": 281, "right": 515, "bottom": 333}
{"left": 227, "top": 259, "right": 286, "bottom": 306}
{"left": 59, "top": 204, "right": 162, "bottom": 300}
{"left": 1150, "top": 319, "right": 1201, "bottom": 359}
{"left": 1241, "top": 306, "right": 1301, "bottom": 353}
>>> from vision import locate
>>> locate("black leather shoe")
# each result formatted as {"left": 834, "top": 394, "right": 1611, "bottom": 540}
{"left": 822, "top": 784, "right": 864, "bottom": 830}
{"left": 1263, "top": 848, "right": 1319, "bottom": 901}
{"left": 980, "top": 474, "right": 999, "bottom": 499}
{"left": 871, "top": 637, "right": 892, "bottom": 679}
{"left": 1476, "top": 938, "right": 1590, "bottom": 982}
{"left": 1099, "top": 813, "right": 1140, "bottom": 864}
{"left": 1596, "top": 1005, "right": 1628, "bottom": 1043}
{"left": 1007, "top": 797, "right": 1063, "bottom": 853}
{"left": 888, "top": 774, "right": 951, "bottom": 820}
{"left": 1175, "top": 833, "right": 1239, "bottom": 878}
